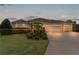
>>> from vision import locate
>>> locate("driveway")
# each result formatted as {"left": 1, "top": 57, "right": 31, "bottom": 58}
{"left": 45, "top": 32, "right": 79, "bottom": 55}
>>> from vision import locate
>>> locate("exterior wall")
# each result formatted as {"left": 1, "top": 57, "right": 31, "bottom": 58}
{"left": 12, "top": 23, "right": 30, "bottom": 29}
{"left": 11, "top": 20, "right": 31, "bottom": 29}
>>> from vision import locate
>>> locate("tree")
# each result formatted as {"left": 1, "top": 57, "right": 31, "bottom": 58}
{"left": 0, "top": 18, "right": 12, "bottom": 29}
{"left": 0, "top": 18, "right": 12, "bottom": 35}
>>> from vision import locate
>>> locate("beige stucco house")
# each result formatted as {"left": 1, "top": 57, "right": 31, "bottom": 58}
{"left": 11, "top": 18, "right": 75, "bottom": 32}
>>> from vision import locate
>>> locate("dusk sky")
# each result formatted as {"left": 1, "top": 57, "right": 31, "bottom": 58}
{"left": 0, "top": 4, "right": 79, "bottom": 23}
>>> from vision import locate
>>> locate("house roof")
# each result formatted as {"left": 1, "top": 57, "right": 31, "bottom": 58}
{"left": 11, "top": 18, "right": 75, "bottom": 25}
{"left": 11, "top": 19, "right": 29, "bottom": 24}
{"left": 28, "top": 18, "right": 73, "bottom": 24}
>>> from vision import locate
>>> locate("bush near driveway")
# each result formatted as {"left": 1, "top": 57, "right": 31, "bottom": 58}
{"left": 26, "top": 23, "right": 48, "bottom": 40}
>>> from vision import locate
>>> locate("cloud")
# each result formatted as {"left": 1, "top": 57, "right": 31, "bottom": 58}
{"left": 61, "top": 15, "right": 68, "bottom": 18}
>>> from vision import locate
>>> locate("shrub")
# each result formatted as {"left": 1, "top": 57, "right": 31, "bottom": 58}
{"left": 26, "top": 22, "right": 48, "bottom": 40}
{"left": 26, "top": 32, "right": 33, "bottom": 39}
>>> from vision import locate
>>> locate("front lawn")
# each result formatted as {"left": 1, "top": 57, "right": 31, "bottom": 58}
{"left": 0, "top": 34, "right": 48, "bottom": 55}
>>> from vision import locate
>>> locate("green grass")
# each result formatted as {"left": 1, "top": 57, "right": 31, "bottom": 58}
{"left": 0, "top": 34, "right": 48, "bottom": 55}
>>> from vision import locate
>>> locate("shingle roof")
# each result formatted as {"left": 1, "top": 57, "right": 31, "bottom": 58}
{"left": 11, "top": 18, "right": 74, "bottom": 24}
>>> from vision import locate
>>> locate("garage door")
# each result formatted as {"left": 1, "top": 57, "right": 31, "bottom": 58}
{"left": 44, "top": 25, "right": 63, "bottom": 32}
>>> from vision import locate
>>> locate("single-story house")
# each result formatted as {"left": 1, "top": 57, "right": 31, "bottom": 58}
{"left": 11, "top": 18, "right": 75, "bottom": 32}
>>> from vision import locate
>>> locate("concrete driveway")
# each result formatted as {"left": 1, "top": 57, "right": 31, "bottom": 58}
{"left": 45, "top": 32, "right": 79, "bottom": 55}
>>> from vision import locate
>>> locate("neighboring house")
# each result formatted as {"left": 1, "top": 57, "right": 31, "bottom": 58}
{"left": 11, "top": 19, "right": 30, "bottom": 29}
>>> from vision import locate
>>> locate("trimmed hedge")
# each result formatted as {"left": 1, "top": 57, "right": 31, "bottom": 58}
{"left": 0, "top": 29, "right": 31, "bottom": 35}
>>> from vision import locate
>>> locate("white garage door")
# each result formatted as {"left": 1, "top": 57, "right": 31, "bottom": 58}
{"left": 44, "top": 25, "right": 63, "bottom": 32}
